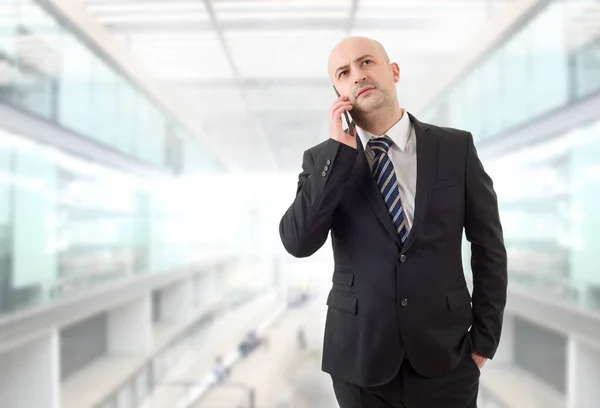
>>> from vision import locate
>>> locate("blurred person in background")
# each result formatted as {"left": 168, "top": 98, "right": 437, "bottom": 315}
{"left": 297, "top": 325, "right": 307, "bottom": 350}
{"left": 212, "top": 355, "right": 229, "bottom": 383}
{"left": 279, "top": 36, "right": 507, "bottom": 408}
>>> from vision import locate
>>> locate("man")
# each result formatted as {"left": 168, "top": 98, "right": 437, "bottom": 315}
{"left": 279, "top": 36, "right": 507, "bottom": 408}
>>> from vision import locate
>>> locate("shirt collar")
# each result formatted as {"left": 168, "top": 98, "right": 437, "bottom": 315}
{"left": 356, "top": 110, "right": 412, "bottom": 152}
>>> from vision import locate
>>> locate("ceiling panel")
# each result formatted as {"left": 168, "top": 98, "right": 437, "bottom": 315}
{"left": 87, "top": 1, "right": 209, "bottom": 23}
{"left": 354, "top": 0, "right": 509, "bottom": 52}
{"left": 121, "top": 32, "right": 234, "bottom": 80}
{"left": 217, "top": 10, "right": 350, "bottom": 21}
{"left": 351, "top": 29, "right": 477, "bottom": 54}
{"left": 213, "top": 0, "right": 352, "bottom": 30}
{"left": 212, "top": 0, "right": 352, "bottom": 12}
{"left": 358, "top": 0, "right": 508, "bottom": 11}
{"left": 225, "top": 29, "right": 345, "bottom": 78}
{"left": 165, "top": 84, "right": 247, "bottom": 115}
{"left": 86, "top": 2, "right": 207, "bottom": 13}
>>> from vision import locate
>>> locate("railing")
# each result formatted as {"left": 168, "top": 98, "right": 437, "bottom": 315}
{"left": 172, "top": 303, "right": 287, "bottom": 408}
{"left": 166, "top": 381, "right": 256, "bottom": 408}
{"left": 92, "top": 288, "right": 264, "bottom": 408}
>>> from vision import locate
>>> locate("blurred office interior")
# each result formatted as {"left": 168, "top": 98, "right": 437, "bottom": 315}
{"left": 0, "top": 0, "right": 599, "bottom": 407}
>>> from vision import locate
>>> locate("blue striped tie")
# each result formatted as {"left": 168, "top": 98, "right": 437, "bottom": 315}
{"left": 367, "top": 136, "right": 408, "bottom": 244}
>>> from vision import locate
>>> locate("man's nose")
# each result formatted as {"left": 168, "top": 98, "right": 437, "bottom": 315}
{"left": 354, "top": 74, "right": 367, "bottom": 85}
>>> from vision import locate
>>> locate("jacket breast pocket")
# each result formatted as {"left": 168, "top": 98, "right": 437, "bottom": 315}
{"left": 433, "top": 175, "right": 459, "bottom": 191}
{"left": 430, "top": 175, "right": 462, "bottom": 215}
{"left": 327, "top": 289, "right": 358, "bottom": 315}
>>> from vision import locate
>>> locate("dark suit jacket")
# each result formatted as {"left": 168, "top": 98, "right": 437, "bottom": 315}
{"left": 279, "top": 112, "right": 507, "bottom": 387}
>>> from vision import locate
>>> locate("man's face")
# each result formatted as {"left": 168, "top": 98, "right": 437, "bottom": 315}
{"left": 328, "top": 38, "right": 399, "bottom": 115}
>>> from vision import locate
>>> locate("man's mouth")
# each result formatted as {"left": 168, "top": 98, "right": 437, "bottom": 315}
{"left": 356, "top": 86, "right": 374, "bottom": 98}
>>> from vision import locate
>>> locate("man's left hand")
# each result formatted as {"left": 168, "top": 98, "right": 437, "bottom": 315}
{"left": 471, "top": 352, "right": 487, "bottom": 369}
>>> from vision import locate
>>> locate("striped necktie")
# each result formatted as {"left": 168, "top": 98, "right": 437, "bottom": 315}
{"left": 367, "top": 136, "right": 408, "bottom": 244}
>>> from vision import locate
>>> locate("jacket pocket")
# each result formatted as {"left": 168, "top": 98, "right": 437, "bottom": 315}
{"left": 332, "top": 268, "right": 354, "bottom": 287}
{"left": 433, "top": 175, "right": 459, "bottom": 190}
{"left": 327, "top": 289, "right": 358, "bottom": 315}
{"left": 446, "top": 286, "right": 471, "bottom": 311}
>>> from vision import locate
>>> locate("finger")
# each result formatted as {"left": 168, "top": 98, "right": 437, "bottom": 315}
{"left": 332, "top": 95, "right": 351, "bottom": 108}
{"left": 334, "top": 110, "right": 355, "bottom": 136}
{"left": 330, "top": 102, "right": 352, "bottom": 120}
{"left": 330, "top": 99, "right": 352, "bottom": 114}
{"left": 332, "top": 105, "right": 352, "bottom": 123}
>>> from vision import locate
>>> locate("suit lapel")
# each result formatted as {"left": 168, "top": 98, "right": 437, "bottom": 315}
{"left": 401, "top": 112, "right": 437, "bottom": 253}
{"left": 352, "top": 135, "right": 402, "bottom": 248}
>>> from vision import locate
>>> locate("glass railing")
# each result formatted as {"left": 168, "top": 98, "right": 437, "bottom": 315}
{"left": 484, "top": 118, "right": 600, "bottom": 314}
{"left": 0, "top": 126, "right": 228, "bottom": 318}
{"left": 420, "top": 0, "right": 600, "bottom": 142}
{"left": 0, "top": 0, "right": 216, "bottom": 173}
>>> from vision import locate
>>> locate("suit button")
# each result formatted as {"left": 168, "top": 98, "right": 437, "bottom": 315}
{"left": 326, "top": 159, "right": 331, "bottom": 165}
{"left": 400, "top": 299, "right": 408, "bottom": 307}
{"left": 323, "top": 165, "right": 329, "bottom": 171}
{"left": 399, "top": 254, "right": 407, "bottom": 263}
{"left": 321, "top": 171, "right": 327, "bottom": 177}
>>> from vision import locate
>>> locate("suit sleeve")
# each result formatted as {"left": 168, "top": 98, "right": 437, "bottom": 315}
{"left": 279, "top": 139, "right": 358, "bottom": 258}
{"left": 464, "top": 132, "right": 508, "bottom": 359}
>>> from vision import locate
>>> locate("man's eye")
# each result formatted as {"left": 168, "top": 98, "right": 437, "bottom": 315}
{"left": 363, "top": 60, "right": 373, "bottom": 65}
{"left": 339, "top": 71, "right": 348, "bottom": 78}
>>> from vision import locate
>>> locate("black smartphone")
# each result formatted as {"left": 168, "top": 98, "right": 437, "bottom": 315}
{"left": 333, "top": 86, "right": 353, "bottom": 131}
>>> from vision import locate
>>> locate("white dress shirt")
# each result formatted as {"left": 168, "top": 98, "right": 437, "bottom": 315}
{"left": 356, "top": 110, "right": 417, "bottom": 232}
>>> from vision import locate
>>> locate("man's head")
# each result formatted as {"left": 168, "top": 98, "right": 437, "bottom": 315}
{"left": 327, "top": 36, "right": 400, "bottom": 117}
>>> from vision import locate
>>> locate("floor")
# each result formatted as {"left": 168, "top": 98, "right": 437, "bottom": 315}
{"left": 194, "top": 293, "right": 337, "bottom": 408}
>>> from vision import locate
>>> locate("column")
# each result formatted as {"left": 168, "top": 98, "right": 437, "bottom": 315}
{"left": 108, "top": 294, "right": 152, "bottom": 355}
{"left": 0, "top": 331, "right": 59, "bottom": 408}
{"left": 159, "top": 277, "right": 193, "bottom": 323}
{"left": 208, "top": 264, "right": 219, "bottom": 301}
{"left": 193, "top": 268, "right": 216, "bottom": 308}
{"left": 567, "top": 337, "right": 600, "bottom": 408}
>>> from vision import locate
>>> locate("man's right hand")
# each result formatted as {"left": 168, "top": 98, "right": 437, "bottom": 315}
{"left": 329, "top": 95, "right": 357, "bottom": 149}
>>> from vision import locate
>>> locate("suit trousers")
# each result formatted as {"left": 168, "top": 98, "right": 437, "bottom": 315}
{"left": 330, "top": 333, "right": 480, "bottom": 408}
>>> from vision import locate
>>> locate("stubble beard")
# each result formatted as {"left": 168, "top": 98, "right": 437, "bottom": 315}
{"left": 352, "top": 88, "right": 393, "bottom": 119}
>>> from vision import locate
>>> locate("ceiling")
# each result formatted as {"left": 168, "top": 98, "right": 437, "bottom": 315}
{"left": 79, "top": 0, "right": 517, "bottom": 172}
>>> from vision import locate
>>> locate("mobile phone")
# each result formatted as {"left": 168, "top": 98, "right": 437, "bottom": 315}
{"left": 333, "top": 86, "right": 353, "bottom": 130}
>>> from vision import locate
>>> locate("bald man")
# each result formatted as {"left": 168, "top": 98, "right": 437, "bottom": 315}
{"left": 279, "top": 37, "right": 507, "bottom": 408}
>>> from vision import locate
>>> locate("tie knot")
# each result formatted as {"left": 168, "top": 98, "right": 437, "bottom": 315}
{"left": 367, "top": 135, "right": 393, "bottom": 157}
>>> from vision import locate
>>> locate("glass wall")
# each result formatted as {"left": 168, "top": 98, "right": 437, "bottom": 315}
{"left": 572, "top": 34, "right": 600, "bottom": 99}
{"left": 421, "top": 0, "right": 600, "bottom": 141}
{"left": 429, "top": 0, "right": 600, "bottom": 314}
{"left": 0, "top": 126, "right": 229, "bottom": 317}
{"left": 485, "top": 118, "right": 600, "bottom": 311}
{"left": 0, "top": 0, "right": 219, "bottom": 173}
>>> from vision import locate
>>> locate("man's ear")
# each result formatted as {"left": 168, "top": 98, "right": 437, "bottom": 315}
{"left": 391, "top": 62, "right": 400, "bottom": 83}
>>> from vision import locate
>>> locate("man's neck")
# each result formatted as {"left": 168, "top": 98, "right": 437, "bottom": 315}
{"left": 357, "top": 105, "right": 404, "bottom": 136}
